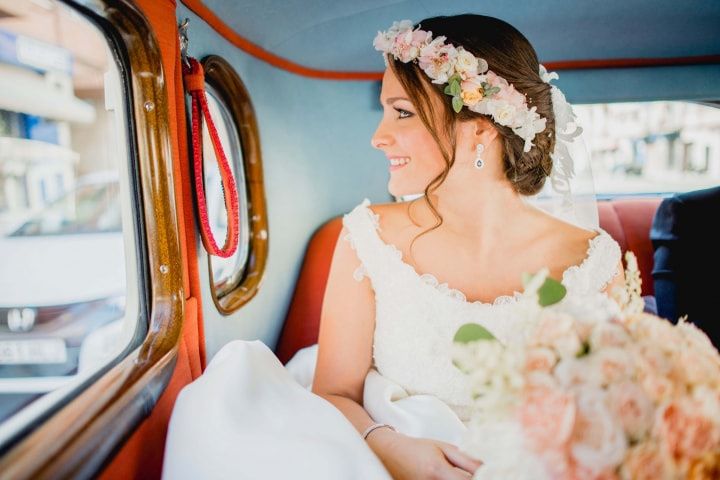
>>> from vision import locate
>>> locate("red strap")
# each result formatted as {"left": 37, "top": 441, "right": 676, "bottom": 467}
{"left": 183, "top": 57, "right": 240, "bottom": 258}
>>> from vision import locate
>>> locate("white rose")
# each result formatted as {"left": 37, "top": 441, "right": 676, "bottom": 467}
{"left": 607, "top": 381, "right": 654, "bottom": 441}
{"left": 571, "top": 387, "right": 628, "bottom": 474}
{"left": 489, "top": 101, "right": 517, "bottom": 126}
{"left": 454, "top": 49, "right": 479, "bottom": 77}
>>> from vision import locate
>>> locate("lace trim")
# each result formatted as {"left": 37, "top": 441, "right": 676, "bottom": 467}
{"left": 344, "top": 198, "right": 619, "bottom": 306}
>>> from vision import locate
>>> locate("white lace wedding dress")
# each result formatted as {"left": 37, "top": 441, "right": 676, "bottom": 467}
{"left": 163, "top": 198, "right": 621, "bottom": 480}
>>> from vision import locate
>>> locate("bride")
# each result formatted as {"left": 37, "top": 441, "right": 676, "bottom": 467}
{"left": 313, "top": 14, "right": 624, "bottom": 479}
{"left": 164, "top": 14, "right": 625, "bottom": 480}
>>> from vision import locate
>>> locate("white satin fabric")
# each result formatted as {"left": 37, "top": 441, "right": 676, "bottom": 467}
{"left": 163, "top": 341, "right": 465, "bottom": 479}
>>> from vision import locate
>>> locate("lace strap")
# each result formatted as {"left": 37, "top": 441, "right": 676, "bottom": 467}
{"left": 563, "top": 231, "right": 622, "bottom": 294}
{"left": 342, "top": 199, "right": 397, "bottom": 284}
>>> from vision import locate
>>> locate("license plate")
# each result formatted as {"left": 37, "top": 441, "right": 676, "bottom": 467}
{"left": 0, "top": 339, "right": 67, "bottom": 364}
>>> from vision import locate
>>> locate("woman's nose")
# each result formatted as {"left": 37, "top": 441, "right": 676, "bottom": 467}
{"left": 371, "top": 121, "right": 392, "bottom": 150}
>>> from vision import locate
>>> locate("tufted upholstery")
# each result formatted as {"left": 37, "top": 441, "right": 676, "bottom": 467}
{"left": 275, "top": 198, "right": 661, "bottom": 363}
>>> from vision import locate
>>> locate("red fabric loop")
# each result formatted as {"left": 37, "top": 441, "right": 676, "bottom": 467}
{"left": 183, "top": 67, "right": 205, "bottom": 92}
{"left": 183, "top": 56, "right": 240, "bottom": 258}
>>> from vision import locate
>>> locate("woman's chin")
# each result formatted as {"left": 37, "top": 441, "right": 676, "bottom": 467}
{"left": 388, "top": 177, "right": 421, "bottom": 198}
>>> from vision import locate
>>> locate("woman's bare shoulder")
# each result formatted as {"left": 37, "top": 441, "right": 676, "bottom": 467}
{"left": 532, "top": 211, "right": 600, "bottom": 271}
{"left": 365, "top": 200, "right": 421, "bottom": 244}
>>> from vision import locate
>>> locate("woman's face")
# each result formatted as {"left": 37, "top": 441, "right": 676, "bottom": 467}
{"left": 371, "top": 67, "right": 447, "bottom": 197}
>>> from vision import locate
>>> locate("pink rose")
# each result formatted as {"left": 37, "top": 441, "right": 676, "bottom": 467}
{"left": 590, "top": 347, "right": 634, "bottom": 386}
{"left": 418, "top": 42, "right": 457, "bottom": 83}
{"left": 393, "top": 29, "right": 429, "bottom": 63}
{"left": 606, "top": 381, "right": 654, "bottom": 441}
{"left": 555, "top": 357, "right": 601, "bottom": 388}
{"left": 533, "top": 313, "right": 583, "bottom": 358}
{"left": 678, "top": 348, "right": 720, "bottom": 385}
{"left": 519, "top": 385, "right": 576, "bottom": 453}
{"left": 589, "top": 322, "right": 631, "bottom": 350}
{"left": 634, "top": 342, "right": 672, "bottom": 378}
{"left": 484, "top": 70, "right": 509, "bottom": 88}
{"left": 524, "top": 347, "right": 558, "bottom": 373}
{"left": 658, "top": 400, "right": 720, "bottom": 463}
{"left": 640, "top": 374, "right": 675, "bottom": 404}
{"left": 621, "top": 441, "right": 676, "bottom": 480}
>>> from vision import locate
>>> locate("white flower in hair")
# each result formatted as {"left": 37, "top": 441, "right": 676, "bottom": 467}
{"left": 455, "top": 49, "right": 480, "bottom": 78}
{"left": 374, "top": 20, "right": 551, "bottom": 153}
{"left": 419, "top": 38, "right": 458, "bottom": 84}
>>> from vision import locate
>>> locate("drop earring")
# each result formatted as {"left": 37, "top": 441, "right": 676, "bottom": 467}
{"left": 474, "top": 143, "right": 485, "bottom": 169}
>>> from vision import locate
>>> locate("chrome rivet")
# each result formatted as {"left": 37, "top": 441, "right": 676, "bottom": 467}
{"left": 144, "top": 101, "right": 155, "bottom": 112}
{"left": 159, "top": 264, "right": 169, "bottom": 274}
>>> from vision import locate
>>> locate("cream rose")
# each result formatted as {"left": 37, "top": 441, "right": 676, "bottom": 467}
{"left": 571, "top": 387, "right": 628, "bottom": 475}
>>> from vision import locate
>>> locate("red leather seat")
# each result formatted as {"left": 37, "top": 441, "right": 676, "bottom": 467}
{"left": 597, "top": 198, "right": 661, "bottom": 296}
{"left": 275, "top": 198, "right": 661, "bottom": 363}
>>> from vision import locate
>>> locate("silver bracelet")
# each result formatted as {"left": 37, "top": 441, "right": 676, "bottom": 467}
{"left": 361, "top": 423, "right": 396, "bottom": 440}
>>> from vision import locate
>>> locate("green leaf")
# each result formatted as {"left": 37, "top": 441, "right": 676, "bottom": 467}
{"left": 537, "top": 277, "right": 567, "bottom": 307}
{"left": 444, "top": 84, "right": 453, "bottom": 95}
{"left": 448, "top": 73, "right": 462, "bottom": 84}
{"left": 452, "top": 95, "right": 463, "bottom": 113}
{"left": 449, "top": 79, "right": 461, "bottom": 96}
{"left": 453, "top": 323, "right": 496, "bottom": 343}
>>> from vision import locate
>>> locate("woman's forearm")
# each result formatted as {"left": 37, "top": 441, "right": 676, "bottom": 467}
{"left": 317, "top": 393, "right": 398, "bottom": 452}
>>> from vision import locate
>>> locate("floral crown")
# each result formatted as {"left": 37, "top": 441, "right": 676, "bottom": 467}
{"left": 373, "top": 20, "right": 549, "bottom": 153}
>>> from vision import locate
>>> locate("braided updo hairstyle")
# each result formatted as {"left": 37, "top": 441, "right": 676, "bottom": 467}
{"left": 388, "top": 14, "right": 556, "bottom": 198}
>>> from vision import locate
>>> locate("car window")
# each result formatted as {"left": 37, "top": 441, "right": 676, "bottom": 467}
{"left": 575, "top": 101, "right": 720, "bottom": 195}
{"left": 10, "top": 179, "right": 121, "bottom": 236}
{"left": 0, "top": 0, "right": 141, "bottom": 443}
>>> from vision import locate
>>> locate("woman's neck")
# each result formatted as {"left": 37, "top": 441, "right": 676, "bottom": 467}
{"left": 412, "top": 175, "right": 536, "bottom": 248}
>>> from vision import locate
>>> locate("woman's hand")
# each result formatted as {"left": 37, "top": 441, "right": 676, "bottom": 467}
{"left": 367, "top": 429, "right": 482, "bottom": 480}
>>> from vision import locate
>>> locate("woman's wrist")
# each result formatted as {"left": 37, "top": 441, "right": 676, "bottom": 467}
{"left": 365, "top": 425, "right": 402, "bottom": 452}
{"left": 361, "top": 423, "right": 396, "bottom": 440}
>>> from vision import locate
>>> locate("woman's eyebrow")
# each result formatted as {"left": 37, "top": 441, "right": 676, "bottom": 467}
{"left": 383, "top": 96, "right": 411, "bottom": 105}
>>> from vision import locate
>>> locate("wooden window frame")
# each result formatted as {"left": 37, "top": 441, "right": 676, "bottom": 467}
{"left": 200, "top": 55, "right": 268, "bottom": 315}
{"left": 0, "top": 0, "right": 184, "bottom": 477}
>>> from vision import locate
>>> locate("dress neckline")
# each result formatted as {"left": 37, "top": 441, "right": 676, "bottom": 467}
{"left": 355, "top": 198, "right": 608, "bottom": 307}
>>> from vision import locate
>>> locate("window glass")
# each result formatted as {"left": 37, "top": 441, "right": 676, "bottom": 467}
{"left": 0, "top": 0, "right": 139, "bottom": 437}
{"left": 575, "top": 102, "right": 720, "bottom": 195}
{"left": 202, "top": 85, "right": 250, "bottom": 296}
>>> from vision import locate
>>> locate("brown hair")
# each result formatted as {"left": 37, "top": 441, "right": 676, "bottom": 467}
{"left": 389, "top": 15, "right": 556, "bottom": 250}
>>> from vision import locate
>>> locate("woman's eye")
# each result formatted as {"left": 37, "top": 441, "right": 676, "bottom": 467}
{"left": 394, "top": 108, "right": 413, "bottom": 119}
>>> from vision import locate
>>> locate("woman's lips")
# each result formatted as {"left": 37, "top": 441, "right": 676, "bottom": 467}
{"left": 389, "top": 156, "right": 410, "bottom": 171}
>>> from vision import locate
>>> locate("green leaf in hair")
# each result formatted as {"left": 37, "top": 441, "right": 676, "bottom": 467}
{"left": 452, "top": 95, "right": 463, "bottom": 113}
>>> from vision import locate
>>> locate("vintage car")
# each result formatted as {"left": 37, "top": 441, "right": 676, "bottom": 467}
{"left": 0, "top": 0, "right": 717, "bottom": 478}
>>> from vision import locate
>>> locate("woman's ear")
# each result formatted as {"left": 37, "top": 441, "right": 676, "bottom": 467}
{"left": 472, "top": 117, "right": 498, "bottom": 146}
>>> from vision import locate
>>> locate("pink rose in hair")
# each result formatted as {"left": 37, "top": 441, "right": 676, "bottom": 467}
{"left": 393, "top": 28, "right": 430, "bottom": 63}
{"left": 419, "top": 38, "right": 457, "bottom": 83}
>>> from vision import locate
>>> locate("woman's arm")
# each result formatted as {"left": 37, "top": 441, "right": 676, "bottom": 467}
{"left": 312, "top": 227, "right": 481, "bottom": 480}
{"left": 312, "top": 226, "right": 378, "bottom": 434}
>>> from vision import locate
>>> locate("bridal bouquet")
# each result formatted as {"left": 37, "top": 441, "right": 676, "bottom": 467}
{"left": 452, "top": 253, "right": 720, "bottom": 480}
